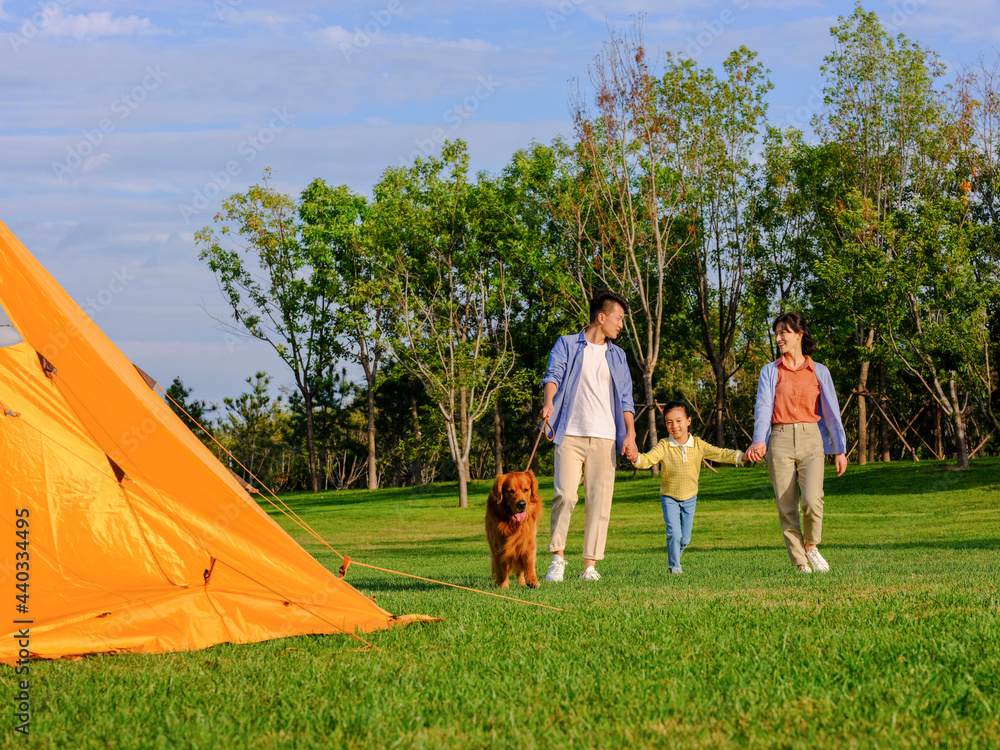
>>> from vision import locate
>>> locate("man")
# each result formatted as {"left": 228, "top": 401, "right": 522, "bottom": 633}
{"left": 540, "top": 290, "right": 638, "bottom": 582}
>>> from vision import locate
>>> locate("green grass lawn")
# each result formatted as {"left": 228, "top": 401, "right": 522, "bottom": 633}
{"left": 5, "top": 458, "right": 1000, "bottom": 748}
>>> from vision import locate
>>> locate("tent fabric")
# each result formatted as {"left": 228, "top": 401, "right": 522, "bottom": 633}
{"left": 0, "top": 220, "right": 426, "bottom": 663}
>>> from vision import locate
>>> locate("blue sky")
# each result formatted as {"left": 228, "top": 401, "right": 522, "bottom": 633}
{"left": 2, "top": 0, "right": 997, "bottom": 406}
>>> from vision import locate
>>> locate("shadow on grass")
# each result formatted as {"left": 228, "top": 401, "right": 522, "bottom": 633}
{"left": 348, "top": 576, "right": 492, "bottom": 594}
{"left": 274, "top": 482, "right": 478, "bottom": 510}
{"left": 267, "top": 458, "right": 1000, "bottom": 516}
{"left": 828, "top": 538, "right": 1000, "bottom": 551}
{"left": 613, "top": 458, "right": 1000, "bottom": 500}
{"left": 704, "top": 458, "right": 1000, "bottom": 503}
{"left": 689, "top": 537, "right": 1000, "bottom": 553}
{"left": 310, "top": 537, "right": 485, "bottom": 560}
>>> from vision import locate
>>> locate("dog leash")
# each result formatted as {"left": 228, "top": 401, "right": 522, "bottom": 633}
{"left": 524, "top": 416, "right": 554, "bottom": 472}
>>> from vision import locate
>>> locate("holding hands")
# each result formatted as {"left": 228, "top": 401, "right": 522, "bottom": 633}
{"left": 741, "top": 441, "right": 848, "bottom": 476}
{"left": 623, "top": 440, "right": 639, "bottom": 463}
{"left": 744, "top": 441, "right": 767, "bottom": 463}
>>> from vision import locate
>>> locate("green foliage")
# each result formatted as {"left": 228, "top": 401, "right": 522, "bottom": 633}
{"left": 298, "top": 178, "right": 387, "bottom": 489}
{"left": 195, "top": 170, "right": 343, "bottom": 490}
{"left": 818, "top": 2, "right": 953, "bottom": 211}
{"left": 368, "top": 140, "right": 529, "bottom": 505}
{"left": 881, "top": 196, "right": 995, "bottom": 399}
{"left": 373, "top": 363, "right": 447, "bottom": 486}
{"left": 784, "top": 4, "right": 997, "bottom": 467}
{"left": 195, "top": 175, "right": 340, "bottom": 368}
{"left": 667, "top": 46, "right": 775, "bottom": 446}
{"left": 164, "top": 376, "right": 217, "bottom": 447}
{"left": 190, "top": 9, "right": 1000, "bottom": 484}
{"left": 220, "top": 371, "right": 289, "bottom": 489}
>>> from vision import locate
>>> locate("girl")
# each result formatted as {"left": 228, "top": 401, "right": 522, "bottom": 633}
{"left": 632, "top": 400, "right": 746, "bottom": 574}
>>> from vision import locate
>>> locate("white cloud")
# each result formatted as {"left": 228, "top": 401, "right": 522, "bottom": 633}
{"left": 81, "top": 152, "right": 112, "bottom": 174}
{"left": 317, "top": 24, "right": 353, "bottom": 45}
{"left": 42, "top": 10, "right": 155, "bottom": 39}
{"left": 316, "top": 25, "right": 501, "bottom": 53}
{"left": 392, "top": 33, "right": 502, "bottom": 53}
{"left": 216, "top": 10, "right": 301, "bottom": 27}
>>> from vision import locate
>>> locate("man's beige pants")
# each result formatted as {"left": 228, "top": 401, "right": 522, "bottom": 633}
{"left": 548, "top": 435, "right": 616, "bottom": 561}
{"left": 768, "top": 422, "right": 825, "bottom": 567}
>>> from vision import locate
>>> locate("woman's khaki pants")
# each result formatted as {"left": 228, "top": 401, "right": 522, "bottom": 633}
{"left": 768, "top": 422, "right": 825, "bottom": 567}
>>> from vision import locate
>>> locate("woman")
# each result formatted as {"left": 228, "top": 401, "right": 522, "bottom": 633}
{"left": 745, "top": 313, "right": 848, "bottom": 573}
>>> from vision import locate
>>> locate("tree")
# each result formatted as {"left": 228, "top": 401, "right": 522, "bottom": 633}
{"left": 164, "top": 376, "right": 217, "bottom": 449}
{"left": 195, "top": 171, "right": 340, "bottom": 492}
{"left": 374, "top": 363, "right": 447, "bottom": 486}
{"left": 474, "top": 158, "right": 562, "bottom": 475}
{"left": 869, "top": 56, "right": 1000, "bottom": 467}
{"left": 369, "top": 141, "right": 523, "bottom": 507}
{"left": 220, "top": 371, "right": 288, "bottom": 486}
{"left": 811, "top": 3, "right": 953, "bottom": 464}
{"left": 673, "top": 47, "right": 773, "bottom": 447}
{"left": 567, "top": 19, "right": 697, "bottom": 461}
{"left": 955, "top": 56, "right": 1000, "bottom": 441}
{"left": 881, "top": 198, "right": 988, "bottom": 468}
{"left": 465, "top": 140, "right": 593, "bottom": 474}
{"left": 286, "top": 365, "right": 369, "bottom": 490}
{"left": 755, "top": 127, "right": 816, "bottom": 309}
{"left": 298, "top": 179, "right": 386, "bottom": 490}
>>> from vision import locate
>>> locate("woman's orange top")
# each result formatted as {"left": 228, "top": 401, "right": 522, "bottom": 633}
{"left": 772, "top": 355, "right": 821, "bottom": 424}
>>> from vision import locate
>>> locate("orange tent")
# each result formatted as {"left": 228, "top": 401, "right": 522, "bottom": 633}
{"left": 0, "top": 219, "right": 424, "bottom": 663}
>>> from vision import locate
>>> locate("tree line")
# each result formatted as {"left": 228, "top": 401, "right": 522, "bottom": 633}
{"left": 173, "top": 6, "right": 1000, "bottom": 504}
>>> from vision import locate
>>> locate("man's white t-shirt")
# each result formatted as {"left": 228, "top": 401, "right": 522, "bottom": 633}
{"left": 564, "top": 341, "right": 616, "bottom": 440}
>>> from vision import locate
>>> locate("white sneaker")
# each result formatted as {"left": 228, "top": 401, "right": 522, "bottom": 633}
{"left": 806, "top": 547, "right": 830, "bottom": 573}
{"left": 797, "top": 564, "right": 812, "bottom": 574}
{"left": 580, "top": 566, "right": 601, "bottom": 581}
{"left": 545, "top": 555, "right": 567, "bottom": 583}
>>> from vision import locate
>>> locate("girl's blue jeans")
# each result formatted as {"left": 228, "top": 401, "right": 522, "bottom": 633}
{"left": 660, "top": 494, "right": 697, "bottom": 572}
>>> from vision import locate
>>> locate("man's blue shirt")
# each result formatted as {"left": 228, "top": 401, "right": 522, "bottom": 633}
{"left": 541, "top": 332, "right": 635, "bottom": 453}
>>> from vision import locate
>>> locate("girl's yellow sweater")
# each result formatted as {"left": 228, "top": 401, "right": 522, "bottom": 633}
{"left": 632, "top": 435, "right": 743, "bottom": 501}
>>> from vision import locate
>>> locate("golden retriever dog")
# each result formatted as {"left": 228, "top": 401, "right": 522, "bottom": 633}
{"left": 485, "top": 470, "right": 542, "bottom": 589}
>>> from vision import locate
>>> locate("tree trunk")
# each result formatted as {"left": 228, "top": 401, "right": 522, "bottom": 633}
{"left": 934, "top": 403, "right": 943, "bottom": 459}
{"left": 443, "top": 418, "right": 468, "bottom": 508}
{"left": 304, "top": 390, "right": 319, "bottom": 492}
{"left": 458, "top": 386, "right": 470, "bottom": 507}
{"left": 714, "top": 365, "right": 726, "bottom": 448}
{"left": 366, "top": 374, "right": 377, "bottom": 490}
{"left": 642, "top": 370, "right": 659, "bottom": 477}
{"left": 950, "top": 374, "right": 969, "bottom": 469}
{"left": 410, "top": 391, "right": 424, "bottom": 485}
{"left": 879, "top": 363, "right": 890, "bottom": 462}
{"left": 493, "top": 406, "right": 504, "bottom": 477}
{"left": 857, "top": 386, "right": 867, "bottom": 465}
{"left": 458, "top": 386, "right": 468, "bottom": 449}
{"left": 457, "top": 452, "right": 470, "bottom": 508}
{"left": 856, "top": 330, "right": 875, "bottom": 465}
